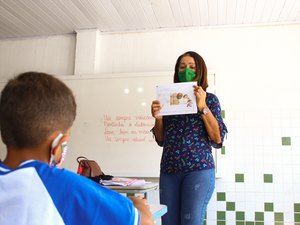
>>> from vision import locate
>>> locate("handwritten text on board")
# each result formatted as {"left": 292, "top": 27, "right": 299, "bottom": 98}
{"left": 103, "top": 115, "right": 155, "bottom": 143}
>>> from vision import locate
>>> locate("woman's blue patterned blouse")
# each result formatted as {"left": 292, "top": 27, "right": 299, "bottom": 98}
{"left": 154, "top": 92, "right": 228, "bottom": 174}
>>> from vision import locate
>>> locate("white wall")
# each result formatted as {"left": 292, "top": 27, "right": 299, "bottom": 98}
{"left": 97, "top": 25, "right": 300, "bottom": 110}
{"left": 0, "top": 24, "right": 300, "bottom": 224}
{"left": 0, "top": 34, "right": 75, "bottom": 79}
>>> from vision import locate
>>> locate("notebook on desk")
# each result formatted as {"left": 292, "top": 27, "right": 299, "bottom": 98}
{"left": 104, "top": 182, "right": 159, "bottom": 198}
{"left": 101, "top": 177, "right": 146, "bottom": 186}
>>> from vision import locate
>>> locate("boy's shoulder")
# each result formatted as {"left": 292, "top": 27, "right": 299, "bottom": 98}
{"left": 0, "top": 160, "right": 138, "bottom": 225}
{"left": 17, "top": 160, "right": 134, "bottom": 210}
{"left": 20, "top": 160, "right": 98, "bottom": 187}
{"left": 0, "top": 160, "right": 102, "bottom": 193}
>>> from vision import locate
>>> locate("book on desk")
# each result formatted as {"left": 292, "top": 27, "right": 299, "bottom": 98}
{"left": 104, "top": 181, "right": 159, "bottom": 199}
{"left": 101, "top": 177, "right": 146, "bottom": 186}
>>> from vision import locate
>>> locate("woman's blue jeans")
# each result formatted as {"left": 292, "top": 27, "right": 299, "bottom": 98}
{"left": 159, "top": 169, "right": 215, "bottom": 225}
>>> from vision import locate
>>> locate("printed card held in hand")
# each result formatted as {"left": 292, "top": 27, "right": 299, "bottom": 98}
{"left": 156, "top": 82, "right": 197, "bottom": 116}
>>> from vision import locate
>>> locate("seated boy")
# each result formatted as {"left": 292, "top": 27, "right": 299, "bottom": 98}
{"left": 0, "top": 72, "right": 154, "bottom": 225}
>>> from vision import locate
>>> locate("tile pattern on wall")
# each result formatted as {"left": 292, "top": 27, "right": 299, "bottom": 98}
{"left": 204, "top": 109, "right": 300, "bottom": 225}
{"left": 146, "top": 110, "right": 300, "bottom": 225}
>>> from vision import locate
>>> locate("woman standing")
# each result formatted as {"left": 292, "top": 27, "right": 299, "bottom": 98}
{"left": 151, "top": 51, "right": 228, "bottom": 225}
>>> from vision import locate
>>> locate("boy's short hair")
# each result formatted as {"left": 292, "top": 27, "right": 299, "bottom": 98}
{"left": 0, "top": 72, "right": 76, "bottom": 149}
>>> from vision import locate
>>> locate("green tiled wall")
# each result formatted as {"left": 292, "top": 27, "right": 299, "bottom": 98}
{"left": 281, "top": 136, "right": 291, "bottom": 145}
{"left": 295, "top": 203, "right": 300, "bottom": 212}
{"left": 221, "top": 146, "right": 225, "bottom": 155}
{"left": 217, "top": 211, "right": 226, "bottom": 220}
{"left": 236, "top": 211, "right": 245, "bottom": 221}
{"left": 274, "top": 212, "right": 284, "bottom": 221}
{"left": 263, "top": 174, "right": 273, "bottom": 183}
{"left": 202, "top": 111, "right": 299, "bottom": 225}
{"left": 211, "top": 177, "right": 299, "bottom": 224}
{"left": 217, "top": 192, "right": 226, "bottom": 201}
{"left": 221, "top": 110, "right": 225, "bottom": 119}
{"left": 226, "top": 202, "right": 235, "bottom": 211}
{"left": 255, "top": 212, "right": 264, "bottom": 221}
{"left": 235, "top": 173, "right": 244, "bottom": 182}
{"left": 264, "top": 202, "right": 274, "bottom": 212}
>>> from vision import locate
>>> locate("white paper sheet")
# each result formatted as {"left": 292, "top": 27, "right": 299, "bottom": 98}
{"left": 101, "top": 177, "right": 146, "bottom": 186}
{"left": 156, "top": 82, "right": 197, "bottom": 116}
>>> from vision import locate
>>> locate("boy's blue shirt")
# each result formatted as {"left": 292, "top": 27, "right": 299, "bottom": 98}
{"left": 0, "top": 160, "right": 139, "bottom": 225}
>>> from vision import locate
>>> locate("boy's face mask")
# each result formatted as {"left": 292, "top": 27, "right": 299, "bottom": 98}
{"left": 49, "top": 133, "right": 68, "bottom": 168}
{"left": 178, "top": 68, "right": 196, "bottom": 82}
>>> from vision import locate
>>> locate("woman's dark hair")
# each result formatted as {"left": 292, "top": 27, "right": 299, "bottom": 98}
{"left": 0, "top": 72, "right": 77, "bottom": 149}
{"left": 173, "top": 51, "right": 208, "bottom": 91}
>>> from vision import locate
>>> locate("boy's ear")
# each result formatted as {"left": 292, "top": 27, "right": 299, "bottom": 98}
{"left": 51, "top": 133, "right": 70, "bottom": 161}
{"left": 60, "top": 134, "right": 70, "bottom": 143}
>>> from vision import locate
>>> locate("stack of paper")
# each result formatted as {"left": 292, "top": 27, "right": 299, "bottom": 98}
{"left": 101, "top": 177, "right": 146, "bottom": 186}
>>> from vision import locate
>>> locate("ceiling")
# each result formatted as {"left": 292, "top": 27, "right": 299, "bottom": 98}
{"left": 0, "top": 0, "right": 300, "bottom": 39}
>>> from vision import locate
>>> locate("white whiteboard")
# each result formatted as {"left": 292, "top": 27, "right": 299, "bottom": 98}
{"left": 0, "top": 72, "right": 216, "bottom": 177}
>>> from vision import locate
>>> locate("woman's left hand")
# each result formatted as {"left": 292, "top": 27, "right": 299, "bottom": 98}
{"left": 193, "top": 85, "right": 207, "bottom": 111}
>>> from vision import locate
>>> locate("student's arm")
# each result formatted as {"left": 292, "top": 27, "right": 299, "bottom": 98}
{"left": 151, "top": 100, "right": 164, "bottom": 142}
{"left": 129, "top": 196, "right": 154, "bottom": 225}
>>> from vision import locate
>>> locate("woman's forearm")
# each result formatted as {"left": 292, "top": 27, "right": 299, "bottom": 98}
{"left": 153, "top": 118, "right": 164, "bottom": 142}
{"left": 201, "top": 110, "right": 221, "bottom": 143}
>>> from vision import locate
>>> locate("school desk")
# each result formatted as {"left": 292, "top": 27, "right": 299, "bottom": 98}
{"left": 105, "top": 182, "right": 166, "bottom": 222}
{"left": 104, "top": 182, "right": 159, "bottom": 199}
{"left": 150, "top": 204, "right": 168, "bottom": 222}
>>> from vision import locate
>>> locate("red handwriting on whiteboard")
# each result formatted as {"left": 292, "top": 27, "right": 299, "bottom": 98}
{"left": 103, "top": 115, "right": 155, "bottom": 144}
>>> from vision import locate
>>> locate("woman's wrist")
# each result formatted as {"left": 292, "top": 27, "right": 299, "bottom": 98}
{"left": 200, "top": 107, "right": 210, "bottom": 115}
{"left": 198, "top": 104, "right": 208, "bottom": 112}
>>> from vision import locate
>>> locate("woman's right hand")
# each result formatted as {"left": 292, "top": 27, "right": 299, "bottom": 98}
{"left": 151, "top": 100, "right": 162, "bottom": 119}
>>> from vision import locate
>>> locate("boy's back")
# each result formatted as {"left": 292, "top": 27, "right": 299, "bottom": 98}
{"left": 0, "top": 160, "right": 138, "bottom": 225}
{"left": 0, "top": 72, "right": 153, "bottom": 225}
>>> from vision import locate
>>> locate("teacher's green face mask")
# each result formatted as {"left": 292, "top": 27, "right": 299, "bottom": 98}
{"left": 178, "top": 68, "right": 196, "bottom": 82}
